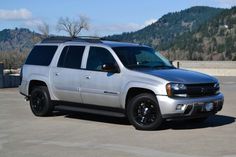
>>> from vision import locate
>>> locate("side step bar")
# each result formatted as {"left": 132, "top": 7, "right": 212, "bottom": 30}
{"left": 55, "top": 105, "right": 126, "bottom": 118}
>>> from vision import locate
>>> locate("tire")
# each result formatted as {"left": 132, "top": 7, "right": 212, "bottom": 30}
{"left": 127, "top": 93, "right": 163, "bottom": 130}
{"left": 30, "top": 86, "right": 53, "bottom": 117}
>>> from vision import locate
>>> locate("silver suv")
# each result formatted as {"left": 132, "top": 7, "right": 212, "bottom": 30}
{"left": 19, "top": 37, "right": 224, "bottom": 130}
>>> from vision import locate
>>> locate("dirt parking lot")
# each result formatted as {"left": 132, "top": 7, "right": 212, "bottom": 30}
{"left": 0, "top": 77, "right": 235, "bottom": 157}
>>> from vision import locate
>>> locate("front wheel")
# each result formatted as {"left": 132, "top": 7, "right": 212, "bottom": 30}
{"left": 30, "top": 86, "right": 53, "bottom": 117}
{"left": 127, "top": 93, "right": 162, "bottom": 130}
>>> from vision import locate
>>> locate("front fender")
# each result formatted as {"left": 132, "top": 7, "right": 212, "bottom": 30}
{"left": 120, "top": 81, "right": 166, "bottom": 109}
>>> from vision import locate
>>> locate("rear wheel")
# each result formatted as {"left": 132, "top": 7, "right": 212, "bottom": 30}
{"left": 127, "top": 93, "right": 162, "bottom": 130}
{"left": 30, "top": 86, "right": 53, "bottom": 116}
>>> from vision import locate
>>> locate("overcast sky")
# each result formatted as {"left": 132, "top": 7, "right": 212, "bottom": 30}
{"left": 0, "top": 0, "right": 236, "bottom": 36}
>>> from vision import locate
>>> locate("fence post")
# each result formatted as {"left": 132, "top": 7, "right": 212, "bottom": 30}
{"left": 177, "top": 61, "right": 180, "bottom": 68}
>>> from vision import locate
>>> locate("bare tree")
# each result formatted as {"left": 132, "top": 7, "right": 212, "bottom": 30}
{"left": 57, "top": 15, "right": 89, "bottom": 37}
{"left": 37, "top": 22, "right": 50, "bottom": 37}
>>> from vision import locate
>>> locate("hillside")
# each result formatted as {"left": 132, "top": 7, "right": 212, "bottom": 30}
{"left": 0, "top": 28, "right": 42, "bottom": 68}
{"left": 106, "top": 6, "right": 224, "bottom": 51}
{"left": 0, "top": 28, "right": 41, "bottom": 53}
{"left": 167, "top": 7, "right": 236, "bottom": 60}
{"left": 0, "top": 6, "right": 235, "bottom": 69}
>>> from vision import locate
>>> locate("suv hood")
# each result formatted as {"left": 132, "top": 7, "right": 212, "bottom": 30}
{"left": 135, "top": 68, "right": 218, "bottom": 84}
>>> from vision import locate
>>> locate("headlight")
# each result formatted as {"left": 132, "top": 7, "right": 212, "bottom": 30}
{"left": 166, "top": 83, "right": 187, "bottom": 97}
{"left": 171, "top": 83, "right": 187, "bottom": 90}
{"left": 214, "top": 82, "right": 220, "bottom": 88}
{"left": 214, "top": 82, "right": 220, "bottom": 94}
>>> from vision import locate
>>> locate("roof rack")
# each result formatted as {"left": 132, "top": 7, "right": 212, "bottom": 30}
{"left": 41, "top": 36, "right": 103, "bottom": 44}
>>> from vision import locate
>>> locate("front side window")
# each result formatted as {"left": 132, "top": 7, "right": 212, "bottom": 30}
{"left": 58, "top": 46, "right": 85, "bottom": 69}
{"left": 113, "top": 46, "right": 173, "bottom": 69}
{"left": 86, "top": 47, "right": 117, "bottom": 71}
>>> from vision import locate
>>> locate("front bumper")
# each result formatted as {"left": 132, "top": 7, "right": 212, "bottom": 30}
{"left": 157, "top": 93, "right": 224, "bottom": 120}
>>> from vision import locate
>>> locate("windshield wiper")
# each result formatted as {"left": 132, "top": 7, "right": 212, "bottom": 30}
{"left": 127, "top": 64, "right": 152, "bottom": 69}
{"left": 152, "top": 65, "right": 175, "bottom": 69}
{"left": 127, "top": 64, "right": 175, "bottom": 70}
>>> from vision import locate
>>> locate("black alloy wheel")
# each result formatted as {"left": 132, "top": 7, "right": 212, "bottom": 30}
{"left": 127, "top": 93, "right": 162, "bottom": 130}
{"left": 30, "top": 86, "right": 53, "bottom": 116}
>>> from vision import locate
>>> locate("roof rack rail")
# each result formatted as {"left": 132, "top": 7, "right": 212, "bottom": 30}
{"left": 73, "top": 36, "right": 103, "bottom": 43}
{"left": 41, "top": 36, "right": 103, "bottom": 44}
{"left": 41, "top": 37, "right": 73, "bottom": 43}
{"left": 78, "top": 36, "right": 101, "bottom": 39}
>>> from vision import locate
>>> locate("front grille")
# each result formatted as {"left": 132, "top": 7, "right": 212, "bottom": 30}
{"left": 186, "top": 83, "right": 218, "bottom": 97}
{"left": 184, "top": 105, "right": 193, "bottom": 114}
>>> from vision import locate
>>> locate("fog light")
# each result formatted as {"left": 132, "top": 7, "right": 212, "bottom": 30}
{"left": 205, "top": 102, "right": 214, "bottom": 111}
{"left": 176, "top": 104, "right": 187, "bottom": 111}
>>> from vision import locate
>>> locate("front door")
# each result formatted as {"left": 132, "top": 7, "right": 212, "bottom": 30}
{"left": 80, "top": 46, "right": 122, "bottom": 108}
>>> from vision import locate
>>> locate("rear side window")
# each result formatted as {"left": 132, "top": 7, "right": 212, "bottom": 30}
{"left": 57, "top": 46, "right": 68, "bottom": 67}
{"left": 57, "top": 46, "right": 85, "bottom": 69}
{"left": 25, "top": 46, "right": 58, "bottom": 66}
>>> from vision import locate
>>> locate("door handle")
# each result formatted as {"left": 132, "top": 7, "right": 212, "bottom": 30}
{"left": 85, "top": 76, "right": 91, "bottom": 79}
{"left": 55, "top": 72, "right": 60, "bottom": 76}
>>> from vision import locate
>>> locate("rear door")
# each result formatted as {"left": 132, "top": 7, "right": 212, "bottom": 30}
{"left": 51, "top": 45, "right": 86, "bottom": 103}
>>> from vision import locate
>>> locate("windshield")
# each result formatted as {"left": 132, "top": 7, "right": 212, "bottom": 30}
{"left": 112, "top": 46, "right": 174, "bottom": 69}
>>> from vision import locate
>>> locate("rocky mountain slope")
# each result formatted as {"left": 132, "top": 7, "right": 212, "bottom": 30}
{"left": 0, "top": 28, "right": 41, "bottom": 53}
{"left": 166, "top": 7, "right": 236, "bottom": 60}
{"left": 106, "top": 6, "right": 224, "bottom": 51}
{"left": 0, "top": 6, "right": 235, "bottom": 69}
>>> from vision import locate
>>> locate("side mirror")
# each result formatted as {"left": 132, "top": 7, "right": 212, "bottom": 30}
{"left": 102, "top": 63, "right": 120, "bottom": 73}
{"left": 169, "top": 60, "right": 180, "bottom": 68}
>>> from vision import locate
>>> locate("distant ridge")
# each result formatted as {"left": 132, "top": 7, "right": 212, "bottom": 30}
{"left": 106, "top": 6, "right": 236, "bottom": 60}
{"left": 0, "top": 28, "right": 42, "bottom": 53}
{"left": 0, "top": 6, "right": 236, "bottom": 69}
{"left": 167, "top": 6, "right": 236, "bottom": 60}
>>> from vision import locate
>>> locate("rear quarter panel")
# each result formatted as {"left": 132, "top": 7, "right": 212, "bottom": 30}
{"left": 21, "top": 65, "right": 56, "bottom": 99}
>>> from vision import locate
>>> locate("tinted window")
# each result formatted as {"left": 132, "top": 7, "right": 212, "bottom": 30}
{"left": 113, "top": 46, "right": 173, "bottom": 69}
{"left": 86, "top": 47, "right": 116, "bottom": 71}
{"left": 25, "top": 46, "right": 58, "bottom": 66}
{"left": 57, "top": 46, "right": 69, "bottom": 67}
{"left": 58, "top": 46, "right": 85, "bottom": 69}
